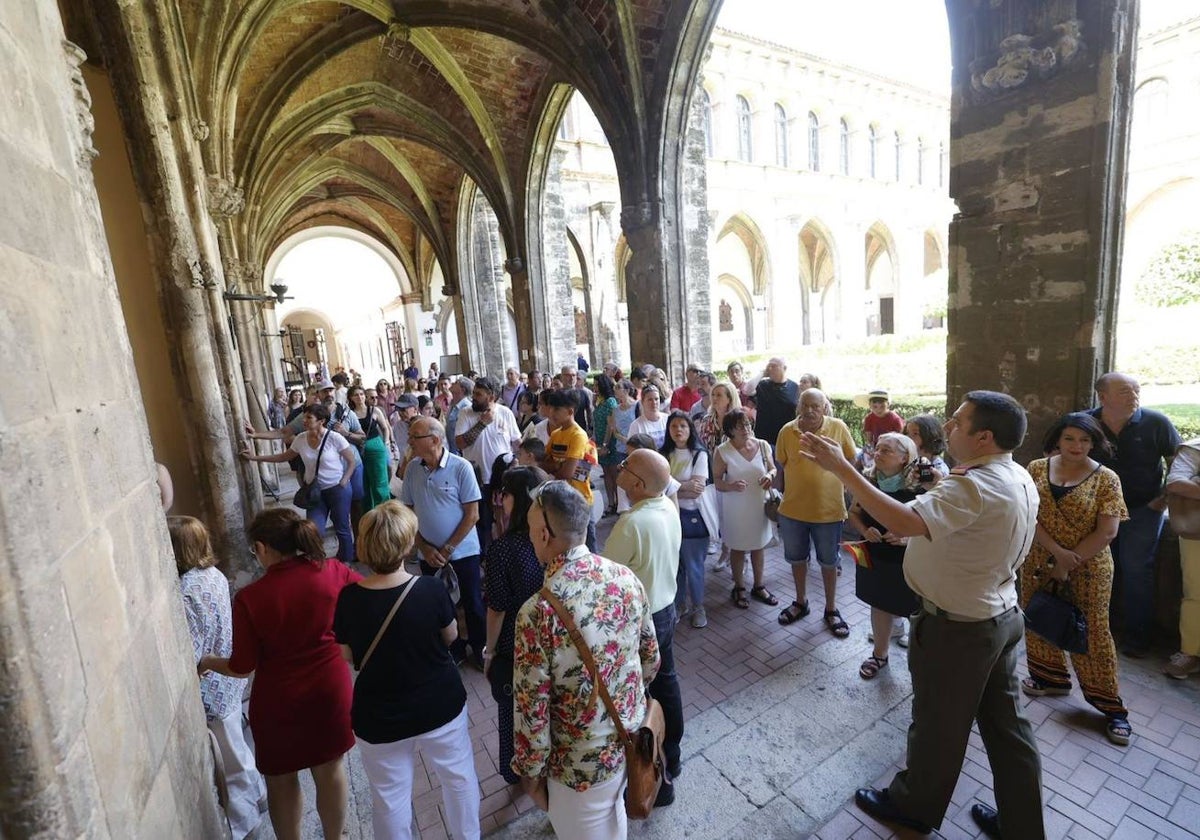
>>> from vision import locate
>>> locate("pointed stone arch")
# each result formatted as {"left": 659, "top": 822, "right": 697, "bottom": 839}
{"left": 798, "top": 219, "right": 840, "bottom": 345}
{"left": 716, "top": 213, "right": 772, "bottom": 296}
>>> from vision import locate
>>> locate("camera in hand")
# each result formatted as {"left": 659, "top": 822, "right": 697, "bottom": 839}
{"left": 917, "top": 458, "right": 935, "bottom": 483}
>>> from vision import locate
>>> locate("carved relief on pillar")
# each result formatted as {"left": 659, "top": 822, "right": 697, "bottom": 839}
{"left": 223, "top": 257, "right": 262, "bottom": 290}
{"left": 63, "top": 40, "right": 98, "bottom": 170}
{"left": 503, "top": 257, "right": 524, "bottom": 274}
{"left": 192, "top": 119, "right": 211, "bottom": 142}
{"left": 206, "top": 175, "right": 245, "bottom": 219}
{"left": 620, "top": 201, "right": 656, "bottom": 233}
{"left": 969, "top": 20, "right": 1085, "bottom": 100}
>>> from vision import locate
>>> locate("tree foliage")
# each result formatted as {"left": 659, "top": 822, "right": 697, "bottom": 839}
{"left": 1136, "top": 230, "right": 1200, "bottom": 307}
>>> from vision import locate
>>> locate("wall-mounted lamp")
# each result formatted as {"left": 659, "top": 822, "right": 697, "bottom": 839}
{"left": 225, "top": 281, "right": 292, "bottom": 304}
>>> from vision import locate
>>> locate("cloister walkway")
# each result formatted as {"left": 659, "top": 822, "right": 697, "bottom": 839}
{"left": 255, "top": 497, "right": 1200, "bottom": 840}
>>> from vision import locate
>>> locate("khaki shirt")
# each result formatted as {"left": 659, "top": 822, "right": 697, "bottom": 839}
{"left": 903, "top": 452, "right": 1039, "bottom": 620}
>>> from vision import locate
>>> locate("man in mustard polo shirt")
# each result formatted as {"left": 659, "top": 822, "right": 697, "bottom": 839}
{"left": 775, "top": 388, "right": 858, "bottom": 636}
{"left": 541, "top": 389, "right": 597, "bottom": 550}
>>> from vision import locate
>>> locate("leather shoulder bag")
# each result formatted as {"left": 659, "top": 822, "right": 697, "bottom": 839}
{"left": 540, "top": 586, "right": 666, "bottom": 819}
{"left": 293, "top": 431, "right": 331, "bottom": 510}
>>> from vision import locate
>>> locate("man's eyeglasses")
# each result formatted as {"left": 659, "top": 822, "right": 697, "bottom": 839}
{"left": 410, "top": 433, "right": 436, "bottom": 441}
{"left": 528, "top": 481, "right": 562, "bottom": 538}
{"left": 618, "top": 459, "right": 647, "bottom": 485}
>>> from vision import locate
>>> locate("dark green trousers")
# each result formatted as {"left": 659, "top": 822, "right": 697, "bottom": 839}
{"left": 888, "top": 606, "right": 1045, "bottom": 838}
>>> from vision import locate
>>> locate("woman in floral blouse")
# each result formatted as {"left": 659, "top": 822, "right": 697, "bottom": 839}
{"left": 511, "top": 481, "right": 659, "bottom": 839}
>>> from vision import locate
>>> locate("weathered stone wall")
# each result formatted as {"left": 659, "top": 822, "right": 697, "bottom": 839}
{"left": 945, "top": 0, "right": 1137, "bottom": 458}
{"left": 0, "top": 6, "right": 223, "bottom": 838}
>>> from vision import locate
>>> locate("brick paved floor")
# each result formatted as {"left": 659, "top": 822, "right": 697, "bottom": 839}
{"left": 254, "top": 478, "right": 1200, "bottom": 839}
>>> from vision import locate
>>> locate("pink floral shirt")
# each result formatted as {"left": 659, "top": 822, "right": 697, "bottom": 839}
{"left": 511, "top": 546, "right": 660, "bottom": 790}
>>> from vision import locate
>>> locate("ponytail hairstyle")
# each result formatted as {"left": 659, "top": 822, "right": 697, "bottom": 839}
{"left": 247, "top": 508, "right": 326, "bottom": 564}
{"left": 168, "top": 515, "right": 217, "bottom": 577}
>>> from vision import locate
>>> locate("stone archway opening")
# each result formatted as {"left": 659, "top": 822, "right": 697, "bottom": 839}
{"left": 865, "top": 222, "right": 898, "bottom": 336}
{"left": 922, "top": 230, "right": 947, "bottom": 329}
{"left": 269, "top": 229, "right": 412, "bottom": 386}
{"left": 798, "top": 221, "right": 839, "bottom": 345}
{"left": 713, "top": 273, "right": 755, "bottom": 357}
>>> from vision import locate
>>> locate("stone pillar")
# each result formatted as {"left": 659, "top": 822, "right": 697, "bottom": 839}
{"left": 678, "top": 90, "right": 714, "bottom": 371}
{"left": 536, "top": 148, "right": 579, "bottom": 371}
{"left": 0, "top": 22, "right": 223, "bottom": 838}
{"left": 945, "top": 0, "right": 1137, "bottom": 458}
{"left": 505, "top": 257, "right": 537, "bottom": 372}
{"left": 467, "top": 197, "right": 509, "bottom": 376}
{"left": 588, "top": 201, "right": 626, "bottom": 368}
{"left": 836, "top": 221, "right": 868, "bottom": 342}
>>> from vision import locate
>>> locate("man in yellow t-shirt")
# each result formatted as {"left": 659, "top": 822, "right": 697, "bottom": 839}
{"left": 775, "top": 388, "right": 858, "bottom": 636}
{"left": 542, "top": 388, "right": 597, "bottom": 550}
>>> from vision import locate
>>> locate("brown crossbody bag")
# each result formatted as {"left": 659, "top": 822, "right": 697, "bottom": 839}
{"left": 540, "top": 586, "right": 667, "bottom": 819}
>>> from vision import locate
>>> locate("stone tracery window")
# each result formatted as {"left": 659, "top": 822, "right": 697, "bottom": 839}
{"left": 868, "top": 124, "right": 878, "bottom": 179}
{"left": 808, "top": 112, "right": 820, "bottom": 171}
{"left": 701, "top": 89, "right": 714, "bottom": 157}
{"left": 774, "top": 103, "right": 789, "bottom": 167}
{"left": 736, "top": 95, "right": 753, "bottom": 162}
{"left": 1134, "top": 77, "right": 1169, "bottom": 138}
{"left": 839, "top": 118, "right": 850, "bottom": 175}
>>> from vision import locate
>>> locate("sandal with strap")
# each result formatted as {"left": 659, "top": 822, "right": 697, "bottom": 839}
{"left": 859, "top": 655, "right": 889, "bottom": 680}
{"left": 1020, "top": 677, "right": 1070, "bottom": 697}
{"left": 824, "top": 610, "right": 850, "bottom": 638}
{"left": 1106, "top": 717, "right": 1132, "bottom": 746}
{"left": 750, "top": 585, "right": 779, "bottom": 606}
{"left": 731, "top": 586, "right": 750, "bottom": 609}
{"left": 778, "top": 600, "right": 809, "bottom": 625}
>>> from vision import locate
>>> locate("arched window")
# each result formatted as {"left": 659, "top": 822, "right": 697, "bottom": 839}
{"left": 893, "top": 131, "right": 902, "bottom": 181}
{"left": 938, "top": 141, "right": 947, "bottom": 188}
{"left": 868, "top": 125, "right": 878, "bottom": 179}
{"left": 700, "top": 89, "right": 714, "bottom": 157}
{"left": 736, "top": 95, "right": 753, "bottom": 162}
{"left": 839, "top": 118, "right": 850, "bottom": 175}
{"left": 808, "top": 112, "right": 820, "bottom": 171}
{"left": 917, "top": 138, "right": 925, "bottom": 185}
{"left": 774, "top": 103, "right": 789, "bottom": 167}
{"left": 1134, "top": 77, "right": 1169, "bottom": 137}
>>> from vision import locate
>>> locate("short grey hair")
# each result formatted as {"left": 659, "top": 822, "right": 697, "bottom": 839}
{"left": 410, "top": 417, "right": 445, "bottom": 443}
{"left": 536, "top": 481, "right": 591, "bottom": 545}
{"left": 454, "top": 375, "right": 475, "bottom": 391}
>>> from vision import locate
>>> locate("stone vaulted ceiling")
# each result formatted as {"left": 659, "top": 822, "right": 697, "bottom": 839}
{"left": 173, "top": 0, "right": 717, "bottom": 298}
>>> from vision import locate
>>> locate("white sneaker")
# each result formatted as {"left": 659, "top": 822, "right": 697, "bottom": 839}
{"left": 691, "top": 607, "right": 708, "bottom": 628}
{"left": 707, "top": 541, "right": 720, "bottom": 556}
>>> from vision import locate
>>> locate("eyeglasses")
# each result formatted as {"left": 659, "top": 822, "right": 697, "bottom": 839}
{"left": 410, "top": 433, "right": 436, "bottom": 441}
{"left": 528, "top": 482, "right": 560, "bottom": 537}
{"left": 618, "top": 460, "right": 647, "bottom": 485}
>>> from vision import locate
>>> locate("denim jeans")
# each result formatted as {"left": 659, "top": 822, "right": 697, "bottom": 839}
{"left": 650, "top": 604, "right": 684, "bottom": 774}
{"left": 421, "top": 554, "right": 486, "bottom": 656}
{"left": 675, "top": 536, "right": 708, "bottom": 612}
{"left": 1111, "top": 504, "right": 1166, "bottom": 649}
{"left": 310, "top": 482, "right": 355, "bottom": 562}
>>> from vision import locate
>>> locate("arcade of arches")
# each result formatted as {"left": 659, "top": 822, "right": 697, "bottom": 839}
{"left": 1, "top": 0, "right": 1140, "bottom": 835}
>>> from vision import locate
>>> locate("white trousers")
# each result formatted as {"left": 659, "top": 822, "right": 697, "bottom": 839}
{"left": 548, "top": 770, "right": 627, "bottom": 840}
{"left": 208, "top": 709, "right": 265, "bottom": 840}
{"left": 356, "top": 705, "right": 480, "bottom": 840}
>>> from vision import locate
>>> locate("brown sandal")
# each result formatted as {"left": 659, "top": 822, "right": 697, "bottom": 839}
{"left": 731, "top": 586, "right": 750, "bottom": 609}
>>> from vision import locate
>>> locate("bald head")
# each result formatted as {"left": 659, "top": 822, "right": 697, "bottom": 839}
{"left": 623, "top": 449, "right": 671, "bottom": 502}
{"left": 797, "top": 388, "right": 828, "bottom": 431}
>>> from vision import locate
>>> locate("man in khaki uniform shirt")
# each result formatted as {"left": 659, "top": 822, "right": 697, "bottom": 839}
{"left": 803, "top": 390, "right": 1044, "bottom": 840}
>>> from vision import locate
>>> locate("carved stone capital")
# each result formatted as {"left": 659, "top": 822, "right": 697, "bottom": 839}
{"left": 223, "top": 257, "right": 262, "bottom": 290}
{"left": 206, "top": 175, "right": 245, "bottom": 219}
{"left": 63, "top": 40, "right": 98, "bottom": 169}
{"left": 503, "top": 257, "right": 525, "bottom": 275}
{"left": 620, "top": 201, "right": 656, "bottom": 233}
{"left": 188, "top": 258, "right": 206, "bottom": 289}
{"left": 192, "top": 119, "right": 210, "bottom": 142}
{"left": 968, "top": 20, "right": 1084, "bottom": 100}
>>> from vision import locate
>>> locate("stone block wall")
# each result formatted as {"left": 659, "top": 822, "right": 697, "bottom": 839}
{"left": 0, "top": 5, "right": 223, "bottom": 837}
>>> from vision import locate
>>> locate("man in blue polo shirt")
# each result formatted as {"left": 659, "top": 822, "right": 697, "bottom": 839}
{"left": 400, "top": 415, "right": 485, "bottom": 666}
{"left": 1089, "top": 372, "right": 1182, "bottom": 656}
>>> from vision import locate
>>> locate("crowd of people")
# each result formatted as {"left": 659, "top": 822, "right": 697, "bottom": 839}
{"left": 175, "top": 359, "right": 1198, "bottom": 840}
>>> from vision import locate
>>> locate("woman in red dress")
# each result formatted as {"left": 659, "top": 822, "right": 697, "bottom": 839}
{"left": 200, "top": 508, "right": 361, "bottom": 840}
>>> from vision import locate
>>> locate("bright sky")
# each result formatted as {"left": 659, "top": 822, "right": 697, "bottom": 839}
{"left": 716, "top": 0, "right": 1194, "bottom": 94}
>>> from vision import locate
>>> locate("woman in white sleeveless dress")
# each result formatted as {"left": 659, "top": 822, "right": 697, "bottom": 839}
{"left": 713, "top": 409, "right": 779, "bottom": 610}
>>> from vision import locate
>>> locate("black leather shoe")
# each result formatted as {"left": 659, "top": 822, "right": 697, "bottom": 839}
{"left": 854, "top": 788, "right": 932, "bottom": 834}
{"left": 970, "top": 803, "right": 1002, "bottom": 839}
{"left": 654, "top": 779, "right": 675, "bottom": 807}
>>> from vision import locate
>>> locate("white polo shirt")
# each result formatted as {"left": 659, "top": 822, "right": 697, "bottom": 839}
{"left": 903, "top": 452, "right": 1039, "bottom": 620}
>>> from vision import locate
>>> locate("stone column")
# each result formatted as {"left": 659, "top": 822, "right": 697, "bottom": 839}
{"left": 588, "top": 201, "right": 625, "bottom": 368}
{"left": 945, "top": 0, "right": 1137, "bottom": 458}
{"left": 537, "top": 148, "right": 578, "bottom": 371}
{"left": 835, "top": 220, "right": 868, "bottom": 342}
{"left": 505, "top": 257, "right": 537, "bottom": 372}
{"left": 467, "top": 197, "right": 509, "bottom": 376}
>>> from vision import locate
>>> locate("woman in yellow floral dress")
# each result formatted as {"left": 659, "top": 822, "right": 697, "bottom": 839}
{"left": 1021, "top": 413, "right": 1131, "bottom": 746}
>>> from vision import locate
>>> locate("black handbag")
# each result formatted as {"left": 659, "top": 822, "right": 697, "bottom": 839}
{"left": 1024, "top": 580, "right": 1088, "bottom": 654}
{"left": 293, "top": 431, "right": 331, "bottom": 510}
